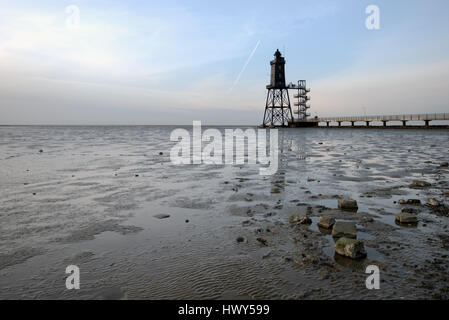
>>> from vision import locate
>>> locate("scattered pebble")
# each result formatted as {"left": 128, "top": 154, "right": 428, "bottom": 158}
{"left": 236, "top": 236, "right": 246, "bottom": 243}
{"left": 409, "top": 180, "right": 431, "bottom": 188}
{"left": 153, "top": 214, "right": 170, "bottom": 219}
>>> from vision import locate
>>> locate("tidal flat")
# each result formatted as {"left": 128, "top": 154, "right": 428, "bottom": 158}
{"left": 0, "top": 126, "right": 448, "bottom": 299}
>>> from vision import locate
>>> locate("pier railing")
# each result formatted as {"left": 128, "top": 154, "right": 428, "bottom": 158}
{"left": 317, "top": 113, "right": 449, "bottom": 123}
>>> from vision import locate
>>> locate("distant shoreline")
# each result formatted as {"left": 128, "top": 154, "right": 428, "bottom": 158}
{"left": 1, "top": 124, "right": 449, "bottom": 129}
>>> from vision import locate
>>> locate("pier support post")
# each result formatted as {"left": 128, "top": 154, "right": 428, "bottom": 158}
{"left": 402, "top": 121, "right": 407, "bottom": 127}
{"left": 382, "top": 121, "right": 387, "bottom": 127}
{"left": 366, "top": 121, "right": 370, "bottom": 127}
{"left": 425, "top": 120, "right": 430, "bottom": 127}
{"left": 326, "top": 122, "right": 330, "bottom": 127}
{"left": 351, "top": 121, "right": 355, "bottom": 127}
{"left": 338, "top": 121, "right": 341, "bottom": 127}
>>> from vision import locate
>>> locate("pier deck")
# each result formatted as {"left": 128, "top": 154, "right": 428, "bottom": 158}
{"left": 313, "top": 113, "right": 449, "bottom": 127}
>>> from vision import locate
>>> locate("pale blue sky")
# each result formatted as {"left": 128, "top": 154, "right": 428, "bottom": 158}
{"left": 1, "top": 0, "right": 449, "bottom": 124}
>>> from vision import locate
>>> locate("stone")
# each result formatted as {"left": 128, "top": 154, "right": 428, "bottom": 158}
{"left": 409, "top": 180, "right": 431, "bottom": 188}
{"left": 289, "top": 214, "right": 299, "bottom": 223}
{"left": 299, "top": 216, "right": 312, "bottom": 225}
{"left": 332, "top": 222, "right": 357, "bottom": 239}
{"left": 395, "top": 212, "right": 418, "bottom": 224}
{"left": 317, "top": 216, "right": 336, "bottom": 229}
{"left": 153, "top": 214, "right": 170, "bottom": 219}
{"left": 236, "top": 236, "right": 246, "bottom": 243}
{"left": 444, "top": 191, "right": 449, "bottom": 197}
{"left": 440, "top": 162, "right": 449, "bottom": 167}
{"left": 256, "top": 238, "right": 268, "bottom": 246}
{"left": 402, "top": 207, "right": 419, "bottom": 214}
{"left": 338, "top": 199, "right": 358, "bottom": 212}
{"left": 399, "top": 199, "right": 421, "bottom": 205}
{"left": 427, "top": 198, "right": 440, "bottom": 206}
{"left": 334, "top": 237, "right": 367, "bottom": 259}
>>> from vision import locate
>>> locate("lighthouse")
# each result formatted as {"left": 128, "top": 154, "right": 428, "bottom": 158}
{"left": 262, "top": 49, "right": 293, "bottom": 127}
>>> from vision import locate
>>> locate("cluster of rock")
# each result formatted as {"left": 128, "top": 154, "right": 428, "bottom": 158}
{"left": 395, "top": 196, "right": 448, "bottom": 223}
{"left": 317, "top": 212, "right": 366, "bottom": 260}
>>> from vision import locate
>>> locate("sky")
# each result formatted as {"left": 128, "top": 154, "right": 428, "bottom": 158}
{"left": 0, "top": 0, "right": 449, "bottom": 125}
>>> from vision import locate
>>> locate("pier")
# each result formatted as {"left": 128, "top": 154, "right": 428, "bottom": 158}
{"left": 289, "top": 113, "right": 449, "bottom": 128}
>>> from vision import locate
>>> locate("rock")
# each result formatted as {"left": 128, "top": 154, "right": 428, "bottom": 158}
{"left": 440, "top": 162, "right": 449, "bottom": 167}
{"left": 395, "top": 212, "right": 418, "bottom": 224}
{"left": 256, "top": 238, "right": 268, "bottom": 246}
{"left": 334, "top": 237, "right": 367, "bottom": 259}
{"left": 236, "top": 236, "right": 246, "bottom": 243}
{"left": 299, "top": 216, "right": 312, "bottom": 225}
{"left": 409, "top": 180, "right": 431, "bottom": 188}
{"left": 332, "top": 222, "right": 357, "bottom": 239}
{"left": 39, "top": 149, "right": 43, "bottom": 153}
{"left": 185, "top": 219, "right": 189, "bottom": 223}
{"left": 402, "top": 207, "right": 419, "bottom": 214}
{"left": 317, "top": 216, "right": 336, "bottom": 229}
{"left": 159, "top": 152, "right": 163, "bottom": 155}
{"left": 338, "top": 198, "right": 358, "bottom": 212}
{"left": 289, "top": 214, "right": 299, "bottom": 223}
{"left": 444, "top": 191, "right": 449, "bottom": 197}
{"left": 427, "top": 198, "right": 440, "bottom": 206}
{"left": 153, "top": 214, "right": 170, "bottom": 219}
{"left": 399, "top": 199, "right": 421, "bottom": 205}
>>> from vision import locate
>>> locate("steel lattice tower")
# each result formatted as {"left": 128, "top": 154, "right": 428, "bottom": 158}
{"left": 293, "top": 80, "right": 311, "bottom": 121}
{"left": 262, "top": 49, "right": 293, "bottom": 127}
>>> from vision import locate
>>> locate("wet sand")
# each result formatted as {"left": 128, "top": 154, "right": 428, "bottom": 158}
{"left": 0, "top": 126, "right": 448, "bottom": 299}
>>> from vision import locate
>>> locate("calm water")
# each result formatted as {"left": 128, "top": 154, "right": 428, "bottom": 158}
{"left": 1, "top": 126, "right": 448, "bottom": 299}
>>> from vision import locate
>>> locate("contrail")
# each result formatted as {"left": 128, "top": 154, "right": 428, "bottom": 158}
{"left": 229, "top": 40, "right": 261, "bottom": 92}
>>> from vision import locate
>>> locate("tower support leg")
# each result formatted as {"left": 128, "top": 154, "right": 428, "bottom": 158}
{"left": 262, "top": 88, "right": 293, "bottom": 127}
